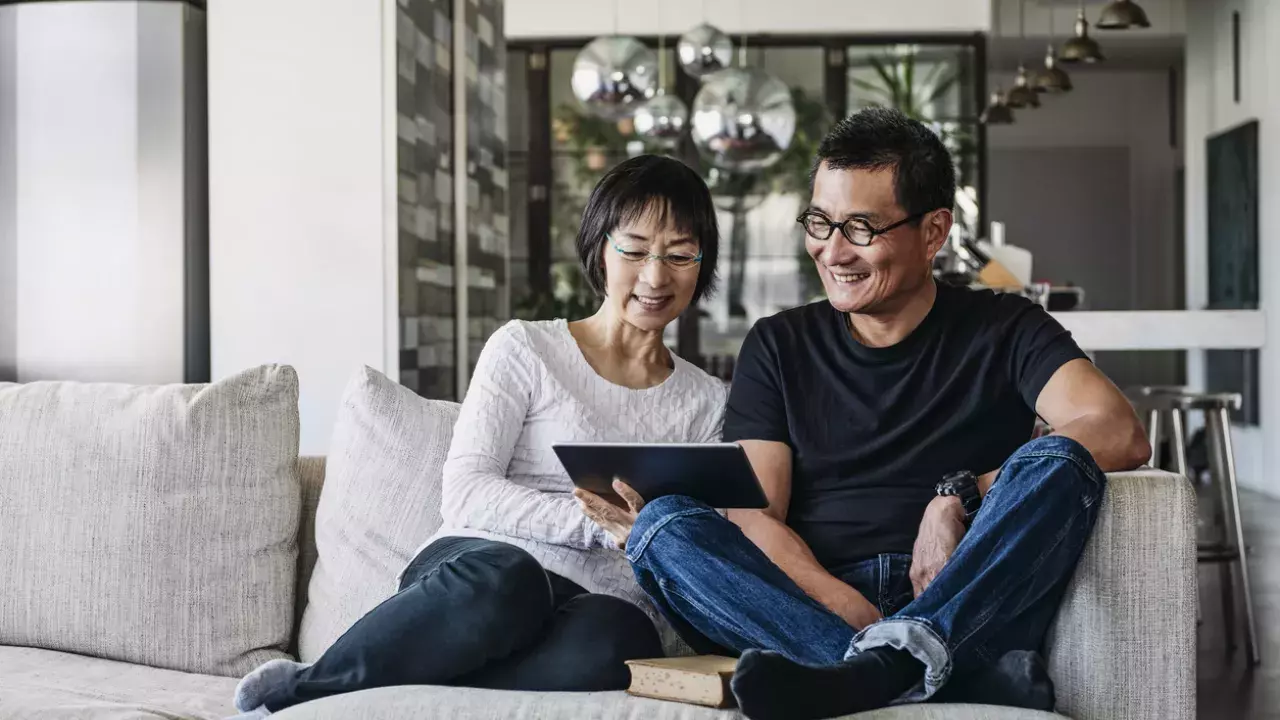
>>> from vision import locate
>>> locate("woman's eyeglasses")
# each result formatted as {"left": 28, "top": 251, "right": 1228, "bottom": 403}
{"left": 796, "top": 211, "right": 925, "bottom": 247}
{"left": 608, "top": 233, "right": 702, "bottom": 270}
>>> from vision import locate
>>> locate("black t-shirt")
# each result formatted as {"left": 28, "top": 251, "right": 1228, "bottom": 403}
{"left": 723, "top": 281, "right": 1089, "bottom": 569}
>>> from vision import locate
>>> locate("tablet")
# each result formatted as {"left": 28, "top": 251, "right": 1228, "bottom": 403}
{"left": 552, "top": 442, "right": 769, "bottom": 510}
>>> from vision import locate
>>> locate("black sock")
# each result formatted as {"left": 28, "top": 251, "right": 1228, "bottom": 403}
{"left": 730, "top": 646, "right": 924, "bottom": 720}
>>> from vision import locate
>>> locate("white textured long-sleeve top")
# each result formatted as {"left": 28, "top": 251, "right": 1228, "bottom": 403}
{"left": 420, "top": 319, "right": 728, "bottom": 654}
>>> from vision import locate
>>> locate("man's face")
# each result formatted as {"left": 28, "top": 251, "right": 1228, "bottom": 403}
{"left": 805, "top": 163, "right": 948, "bottom": 314}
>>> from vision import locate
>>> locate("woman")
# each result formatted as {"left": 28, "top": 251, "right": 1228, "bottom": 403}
{"left": 231, "top": 154, "right": 726, "bottom": 717}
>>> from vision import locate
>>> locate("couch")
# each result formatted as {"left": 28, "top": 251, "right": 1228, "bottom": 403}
{"left": 0, "top": 366, "right": 1197, "bottom": 720}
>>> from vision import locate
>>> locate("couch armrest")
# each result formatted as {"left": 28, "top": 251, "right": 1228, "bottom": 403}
{"left": 1046, "top": 469, "right": 1196, "bottom": 720}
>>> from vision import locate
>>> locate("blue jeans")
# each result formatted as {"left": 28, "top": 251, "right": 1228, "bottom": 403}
{"left": 627, "top": 435, "right": 1105, "bottom": 705}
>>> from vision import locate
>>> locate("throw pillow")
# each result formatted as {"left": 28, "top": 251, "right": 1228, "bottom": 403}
{"left": 0, "top": 366, "right": 301, "bottom": 677}
{"left": 297, "top": 366, "right": 459, "bottom": 661}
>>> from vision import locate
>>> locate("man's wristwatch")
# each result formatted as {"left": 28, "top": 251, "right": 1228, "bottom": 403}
{"left": 936, "top": 470, "right": 982, "bottom": 525}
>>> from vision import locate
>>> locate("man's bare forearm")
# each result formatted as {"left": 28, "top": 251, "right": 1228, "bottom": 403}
{"left": 975, "top": 413, "right": 1149, "bottom": 498}
{"left": 1050, "top": 414, "right": 1150, "bottom": 472}
{"left": 728, "top": 509, "right": 881, "bottom": 629}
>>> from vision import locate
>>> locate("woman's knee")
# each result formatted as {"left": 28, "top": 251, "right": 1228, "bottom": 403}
{"left": 554, "top": 595, "right": 662, "bottom": 689}
{"left": 411, "top": 541, "right": 554, "bottom": 612}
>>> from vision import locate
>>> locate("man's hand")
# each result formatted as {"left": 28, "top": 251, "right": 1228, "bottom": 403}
{"left": 575, "top": 479, "right": 645, "bottom": 549}
{"left": 910, "top": 495, "right": 967, "bottom": 597}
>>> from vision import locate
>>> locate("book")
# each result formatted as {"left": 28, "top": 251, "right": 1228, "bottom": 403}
{"left": 625, "top": 655, "right": 740, "bottom": 709}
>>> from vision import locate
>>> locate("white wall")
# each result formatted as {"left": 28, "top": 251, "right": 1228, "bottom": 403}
{"left": 987, "top": 70, "right": 1182, "bottom": 313}
{"left": 1185, "top": 0, "right": 1279, "bottom": 496}
{"left": 506, "top": 0, "right": 990, "bottom": 38}
{"left": 0, "top": 9, "right": 15, "bottom": 382}
{"left": 986, "top": 69, "right": 1184, "bottom": 392}
{"left": 208, "top": 0, "right": 396, "bottom": 454}
{"left": 0, "top": 2, "right": 188, "bottom": 385}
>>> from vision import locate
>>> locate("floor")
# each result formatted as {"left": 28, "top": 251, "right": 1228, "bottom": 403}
{"left": 1196, "top": 486, "right": 1280, "bottom": 719}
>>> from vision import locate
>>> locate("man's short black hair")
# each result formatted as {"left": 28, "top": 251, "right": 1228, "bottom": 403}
{"left": 812, "top": 107, "right": 956, "bottom": 218}
{"left": 577, "top": 155, "right": 719, "bottom": 304}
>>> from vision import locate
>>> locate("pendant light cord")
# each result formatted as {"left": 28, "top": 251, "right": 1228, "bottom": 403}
{"left": 657, "top": 0, "right": 666, "bottom": 91}
{"left": 738, "top": 0, "right": 748, "bottom": 67}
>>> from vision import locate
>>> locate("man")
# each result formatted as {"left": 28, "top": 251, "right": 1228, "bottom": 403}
{"left": 577, "top": 108, "right": 1150, "bottom": 720}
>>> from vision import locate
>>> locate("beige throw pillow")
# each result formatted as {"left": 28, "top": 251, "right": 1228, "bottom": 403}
{"left": 0, "top": 366, "right": 301, "bottom": 677}
{"left": 297, "top": 366, "right": 458, "bottom": 662}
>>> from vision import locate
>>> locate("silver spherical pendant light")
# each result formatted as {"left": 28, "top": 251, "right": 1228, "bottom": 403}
{"left": 1097, "top": 0, "right": 1152, "bottom": 29}
{"left": 634, "top": 17, "right": 688, "bottom": 150}
{"left": 692, "top": 66, "right": 796, "bottom": 172}
{"left": 571, "top": 35, "right": 658, "bottom": 120}
{"left": 634, "top": 91, "right": 688, "bottom": 149}
{"left": 677, "top": 23, "right": 734, "bottom": 79}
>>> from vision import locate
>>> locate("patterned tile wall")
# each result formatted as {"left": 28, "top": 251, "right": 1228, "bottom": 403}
{"left": 397, "top": 0, "right": 507, "bottom": 399}
{"left": 397, "top": 0, "right": 456, "bottom": 399}
{"left": 464, "top": 0, "right": 509, "bottom": 376}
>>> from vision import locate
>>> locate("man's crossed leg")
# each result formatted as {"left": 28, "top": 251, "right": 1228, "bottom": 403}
{"left": 626, "top": 436, "right": 1106, "bottom": 719}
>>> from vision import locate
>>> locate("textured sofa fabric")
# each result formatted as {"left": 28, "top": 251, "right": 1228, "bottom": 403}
{"left": 1046, "top": 471, "right": 1198, "bottom": 720}
{"left": 0, "top": 638, "right": 237, "bottom": 719}
{"left": 274, "top": 467, "right": 1195, "bottom": 720}
{"left": 269, "top": 685, "right": 1060, "bottom": 720}
{"left": 0, "top": 362, "right": 1196, "bottom": 720}
{"left": 0, "top": 366, "right": 301, "bottom": 677}
{"left": 297, "top": 367, "right": 459, "bottom": 661}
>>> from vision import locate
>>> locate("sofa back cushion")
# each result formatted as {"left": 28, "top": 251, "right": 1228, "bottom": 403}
{"left": 297, "top": 366, "right": 459, "bottom": 662}
{"left": 0, "top": 366, "right": 301, "bottom": 677}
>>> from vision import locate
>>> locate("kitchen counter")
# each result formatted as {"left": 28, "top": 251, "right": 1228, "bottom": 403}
{"left": 1051, "top": 310, "right": 1266, "bottom": 351}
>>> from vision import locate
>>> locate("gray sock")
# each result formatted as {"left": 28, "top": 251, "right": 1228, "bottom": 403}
{"left": 233, "top": 658, "right": 309, "bottom": 712}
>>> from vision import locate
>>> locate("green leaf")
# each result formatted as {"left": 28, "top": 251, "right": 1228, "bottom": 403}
{"left": 927, "top": 73, "right": 959, "bottom": 105}
{"left": 903, "top": 53, "right": 916, "bottom": 101}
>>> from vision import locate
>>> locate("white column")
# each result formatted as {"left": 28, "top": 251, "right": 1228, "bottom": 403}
{"left": 0, "top": 8, "right": 16, "bottom": 382}
{"left": 208, "top": 0, "right": 397, "bottom": 454}
{"left": 1, "top": 2, "right": 191, "bottom": 385}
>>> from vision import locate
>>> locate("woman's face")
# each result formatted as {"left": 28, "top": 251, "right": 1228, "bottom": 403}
{"left": 601, "top": 208, "right": 702, "bottom": 333}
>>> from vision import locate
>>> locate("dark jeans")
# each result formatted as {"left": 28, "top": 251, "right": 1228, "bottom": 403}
{"left": 626, "top": 435, "right": 1105, "bottom": 705}
{"left": 263, "top": 537, "right": 662, "bottom": 711}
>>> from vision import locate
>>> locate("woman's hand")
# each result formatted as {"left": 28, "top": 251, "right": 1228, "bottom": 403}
{"left": 575, "top": 479, "right": 646, "bottom": 549}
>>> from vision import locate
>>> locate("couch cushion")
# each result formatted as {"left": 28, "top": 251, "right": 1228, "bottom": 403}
{"left": 269, "top": 686, "right": 1059, "bottom": 720}
{"left": 0, "top": 645, "right": 237, "bottom": 720}
{"left": 0, "top": 366, "right": 300, "bottom": 677}
{"left": 297, "top": 366, "right": 459, "bottom": 661}
{"left": 291, "top": 456, "right": 327, "bottom": 656}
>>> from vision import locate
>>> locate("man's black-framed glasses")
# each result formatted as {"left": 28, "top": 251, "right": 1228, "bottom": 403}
{"left": 796, "top": 211, "right": 925, "bottom": 247}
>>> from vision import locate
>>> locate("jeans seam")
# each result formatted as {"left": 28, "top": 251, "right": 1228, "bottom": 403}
{"left": 1008, "top": 448, "right": 1105, "bottom": 489}
{"left": 878, "top": 554, "right": 890, "bottom": 616}
{"left": 949, "top": 503, "right": 1082, "bottom": 654}
{"left": 658, "top": 578, "right": 755, "bottom": 650}
{"left": 626, "top": 507, "right": 716, "bottom": 564}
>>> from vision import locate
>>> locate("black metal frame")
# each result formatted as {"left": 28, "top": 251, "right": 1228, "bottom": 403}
{"left": 512, "top": 32, "right": 988, "bottom": 363}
